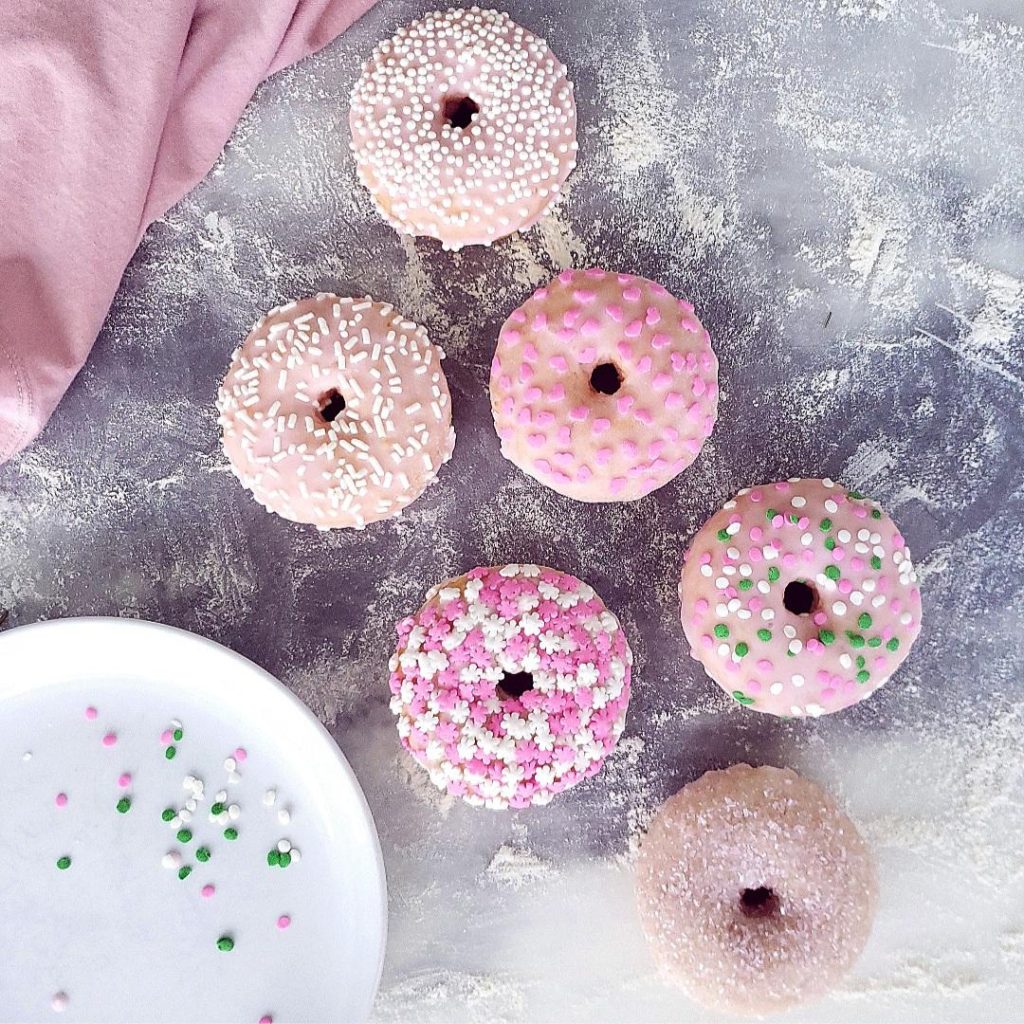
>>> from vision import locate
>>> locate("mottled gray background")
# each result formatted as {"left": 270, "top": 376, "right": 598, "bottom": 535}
{"left": 2, "top": 0, "right": 1023, "bottom": 1020}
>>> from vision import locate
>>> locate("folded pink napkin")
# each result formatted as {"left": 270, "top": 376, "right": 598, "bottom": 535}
{"left": 0, "top": 0, "right": 376, "bottom": 462}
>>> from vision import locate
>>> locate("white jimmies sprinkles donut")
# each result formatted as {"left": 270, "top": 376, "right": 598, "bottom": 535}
{"left": 349, "top": 8, "right": 578, "bottom": 250}
{"left": 389, "top": 564, "right": 633, "bottom": 809}
{"left": 680, "top": 478, "right": 922, "bottom": 716}
{"left": 218, "top": 294, "right": 454, "bottom": 529}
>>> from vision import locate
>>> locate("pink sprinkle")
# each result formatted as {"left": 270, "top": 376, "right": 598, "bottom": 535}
{"left": 102, "top": 732, "right": 117, "bottom": 748}
{"left": 651, "top": 332, "right": 672, "bottom": 349}
{"left": 276, "top": 914, "right": 291, "bottom": 930}
{"left": 606, "top": 304, "right": 624, "bottom": 322}
{"left": 616, "top": 395, "right": 635, "bottom": 414}
{"left": 580, "top": 318, "right": 601, "bottom": 337}
{"left": 624, "top": 319, "right": 643, "bottom": 338}
{"left": 549, "top": 354, "right": 568, "bottom": 373}
{"left": 117, "top": 773, "right": 132, "bottom": 789}
{"left": 160, "top": 729, "right": 173, "bottom": 745}
{"left": 592, "top": 418, "right": 611, "bottom": 434}
{"left": 55, "top": 793, "right": 68, "bottom": 808}
{"left": 503, "top": 328, "right": 521, "bottom": 344}
{"left": 652, "top": 372, "right": 671, "bottom": 390}
{"left": 645, "top": 306, "right": 661, "bottom": 325}
{"left": 665, "top": 391, "right": 684, "bottom": 408}
{"left": 622, "top": 286, "right": 641, "bottom": 302}
{"left": 201, "top": 885, "right": 215, "bottom": 900}
{"left": 259, "top": 1017, "right": 273, "bottom": 1024}
{"left": 84, "top": 707, "right": 98, "bottom": 721}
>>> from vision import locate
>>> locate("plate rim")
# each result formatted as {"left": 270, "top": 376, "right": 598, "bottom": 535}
{"left": 0, "top": 615, "right": 389, "bottom": 1022}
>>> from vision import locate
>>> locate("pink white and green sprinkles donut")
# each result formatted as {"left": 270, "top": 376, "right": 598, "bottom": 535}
{"left": 679, "top": 478, "right": 922, "bottom": 717}
{"left": 389, "top": 564, "right": 633, "bottom": 809}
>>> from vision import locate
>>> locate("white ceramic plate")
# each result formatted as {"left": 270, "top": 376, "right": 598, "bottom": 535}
{"left": 0, "top": 617, "right": 387, "bottom": 1023}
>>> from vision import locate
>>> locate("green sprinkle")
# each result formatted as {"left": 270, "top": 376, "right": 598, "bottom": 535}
{"left": 766, "top": 508, "right": 778, "bottom": 521}
{"left": 868, "top": 637, "right": 882, "bottom": 647}
{"left": 857, "top": 669, "right": 871, "bottom": 683}
{"left": 268, "top": 849, "right": 281, "bottom": 867}
{"left": 856, "top": 655, "right": 866, "bottom": 668}
{"left": 211, "top": 801, "right": 225, "bottom": 815}
{"left": 887, "top": 637, "right": 900, "bottom": 651}
{"left": 819, "top": 517, "right": 832, "bottom": 532}
{"left": 216, "top": 936, "right": 234, "bottom": 952}
{"left": 757, "top": 628, "right": 772, "bottom": 642}
{"left": 825, "top": 537, "right": 837, "bottom": 551}
{"left": 731, "top": 690, "right": 755, "bottom": 706}
{"left": 717, "top": 528, "right": 730, "bottom": 541}
{"left": 224, "top": 827, "right": 238, "bottom": 841}
{"left": 196, "top": 847, "right": 211, "bottom": 863}
{"left": 56, "top": 856, "right": 71, "bottom": 870}
{"left": 848, "top": 489, "right": 865, "bottom": 500}
{"left": 165, "top": 746, "right": 176, "bottom": 760}
{"left": 161, "top": 808, "right": 175, "bottom": 822}
{"left": 734, "top": 642, "right": 749, "bottom": 658}
{"left": 858, "top": 612, "right": 872, "bottom": 629}
{"left": 173, "top": 728, "right": 184, "bottom": 741}
{"left": 116, "top": 797, "right": 131, "bottom": 814}
{"left": 176, "top": 829, "right": 192, "bottom": 844}
{"left": 767, "top": 567, "right": 780, "bottom": 582}
{"left": 819, "top": 629, "right": 835, "bottom": 645}
{"left": 789, "top": 513, "right": 800, "bottom": 524}
{"left": 871, "top": 508, "right": 882, "bottom": 519}
{"left": 713, "top": 624, "right": 729, "bottom": 638}
{"left": 870, "top": 555, "right": 882, "bottom": 570}
{"left": 279, "top": 851, "right": 292, "bottom": 868}
{"left": 824, "top": 565, "right": 841, "bottom": 581}
{"left": 178, "top": 865, "right": 192, "bottom": 880}
{"left": 846, "top": 632, "right": 866, "bottom": 648}
{"left": 738, "top": 579, "right": 753, "bottom": 591}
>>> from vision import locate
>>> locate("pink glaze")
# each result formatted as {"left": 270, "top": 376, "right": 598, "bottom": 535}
{"left": 680, "top": 478, "right": 922, "bottom": 717}
{"left": 276, "top": 914, "right": 291, "bottom": 930}
{"left": 55, "top": 792, "right": 68, "bottom": 807}
{"left": 350, "top": 8, "right": 577, "bottom": 250}
{"left": 201, "top": 884, "right": 215, "bottom": 899}
{"left": 218, "top": 295, "right": 455, "bottom": 530}
{"left": 490, "top": 269, "right": 718, "bottom": 502}
{"left": 101, "top": 732, "right": 117, "bottom": 747}
{"left": 389, "top": 564, "right": 633, "bottom": 809}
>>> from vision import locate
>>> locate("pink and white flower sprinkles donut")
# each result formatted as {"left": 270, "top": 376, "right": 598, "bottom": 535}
{"left": 389, "top": 565, "right": 633, "bottom": 809}
{"left": 490, "top": 268, "right": 718, "bottom": 502}
{"left": 349, "top": 8, "right": 577, "bottom": 250}
{"left": 680, "top": 478, "right": 922, "bottom": 717}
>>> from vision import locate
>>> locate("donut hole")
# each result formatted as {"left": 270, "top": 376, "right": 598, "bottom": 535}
{"left": 783, "top": 580, "right": 817, "bottom": 616}
{"left": 497, "top": 671, "right": 534, "bottom": 701}
{"left": 317, "top": 388, "right": 347, "bottom": 423}
{"left": 442, "top": 94, "right": 480, "bottom": 129}
{"left": 590, "top": 362, "right": 623, "bottom": 396}
{"left": 739, "top": 886, "right": 780, "bottom": 919}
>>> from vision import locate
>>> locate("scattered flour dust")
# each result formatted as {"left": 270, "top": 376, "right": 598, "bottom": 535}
{"left": 483, "top": 839, "right": 554, "bottom": 890}
{"left": 371, "top": 969, "right": 526, "bottom": 1024}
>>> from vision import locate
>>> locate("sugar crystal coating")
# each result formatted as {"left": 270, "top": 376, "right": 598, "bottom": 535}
{"left": 218, "top": 294, "right": 455, "bottom": 530}
{"left": 350, "top": 8, "right": 577, "bottom": 250}
{"left": 635, "top": 764, "right": 877, "bottom": 1015}
{"left": 389, "top": 564, "right": 632, "bottom": 809}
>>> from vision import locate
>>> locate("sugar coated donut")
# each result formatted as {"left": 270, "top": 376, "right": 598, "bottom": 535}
{"left": 218, "top": 294, "right": 454, "bottom": 529}
{"left": 389, "top": 564, "right": 632, "bottom": 808}
{"left": 636, "top": 764, "right": 876, "bottom": 1016}
{"left": 680, "top": 478, "right": 921, "bottom": 716}
{"left": 489, "top": 268, "right": 718, "bottom": 502}
{"left": 349, "top": 8, "right": 577, "bottom": 250}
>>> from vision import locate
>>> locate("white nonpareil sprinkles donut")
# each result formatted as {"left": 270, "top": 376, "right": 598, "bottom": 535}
{"left": 217, "top": 294, "right": 455, "bottom": 529}
{"left": 349, "top": 7, "right": 578, "bottom": 250}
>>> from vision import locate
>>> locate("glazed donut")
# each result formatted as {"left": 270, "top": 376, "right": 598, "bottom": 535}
{"left": 680, "top": 478, "right": 921, "bottom": 716}
{"left": 217, "top": 294, "right": 455, "bottom": 529}
{"left": 490, "top": 268, "right": 718, "bottom": 502}
{"left": 635, "top": 764, "right": 876, "bottom": 1016}
{"left": 349, "top": 8, "right": 577, "bottom": 250}
{"left": 389, "top": 564, "right": 632, "bottom": 809}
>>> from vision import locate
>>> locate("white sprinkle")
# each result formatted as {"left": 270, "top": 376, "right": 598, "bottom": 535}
{"left": 162, "top": 851, "right": 182, "bottom": 870}
{"left": 264, "top": 789, "right": 277, "bottom": 807}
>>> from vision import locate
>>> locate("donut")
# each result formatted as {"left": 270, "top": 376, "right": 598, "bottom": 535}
{"left": 635, "top": 764, "right": 876, "bottom": 1015}
{"left": 349, "top": 8, "right": 577, "bottom": 250}
{"left": 388, "top": 564, "right": 632, "bottom": 809}
{"left": 217, "top": 294, "right": 455, "bottom": 529}
{"left": 489, "top": 268, "right": 718, "bottom": 502}
{"left": 679, "top": 478, "right": 921, "bottom": 716}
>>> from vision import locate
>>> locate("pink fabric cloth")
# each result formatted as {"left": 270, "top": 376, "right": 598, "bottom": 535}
{"left": 0, "top": 0, "right": 376, "bottom": 462}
